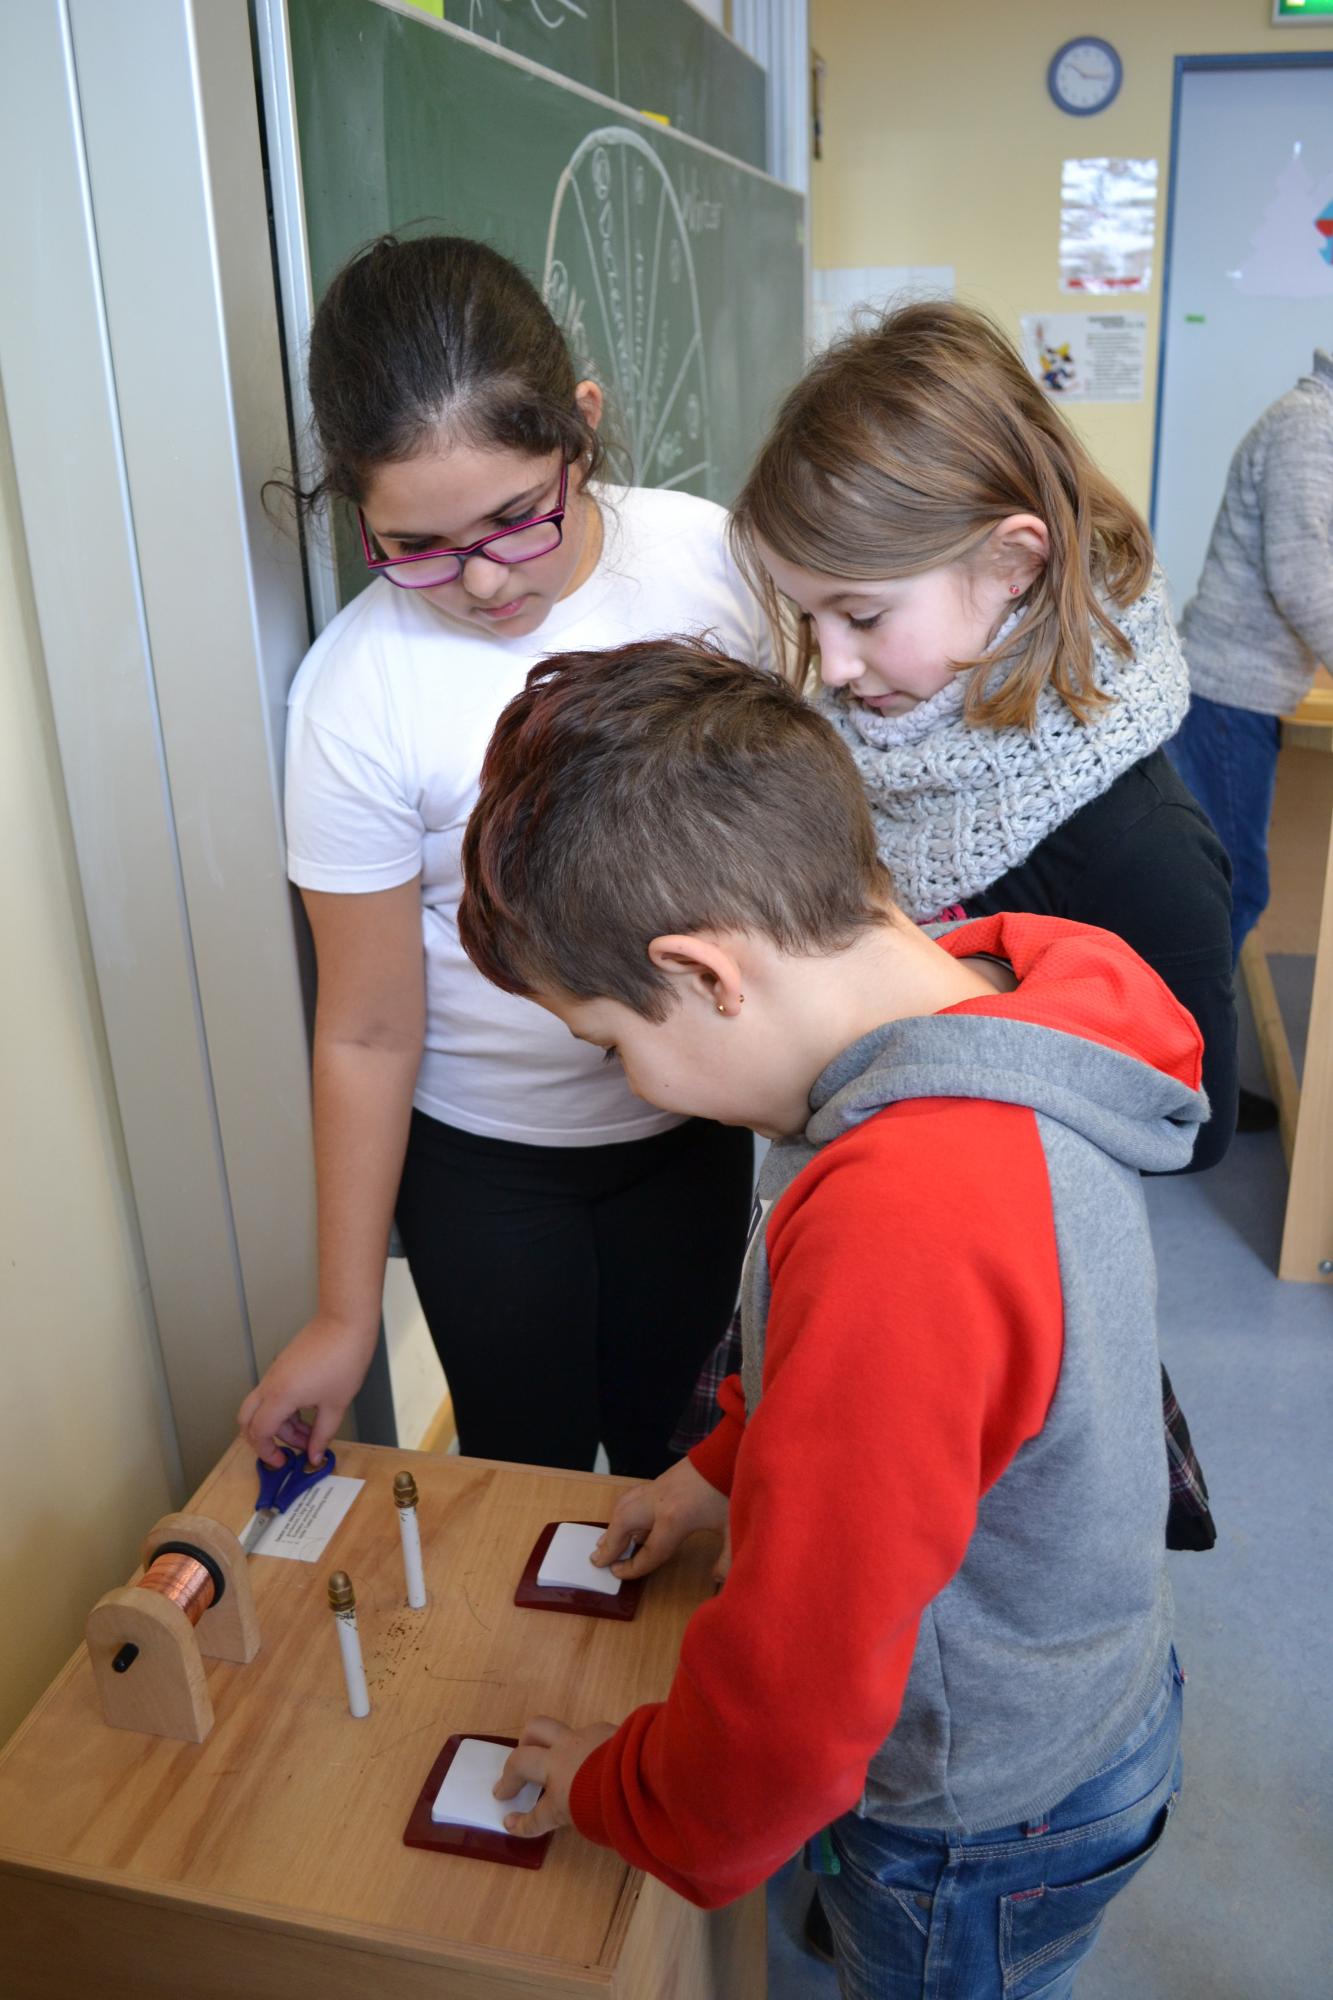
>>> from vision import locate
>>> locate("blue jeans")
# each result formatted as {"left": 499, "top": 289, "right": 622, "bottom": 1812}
{"left": 1167, "top": 693, "right": 1280, "bottom": 963}
{"left": 818, "top": 1652, "right": 1184, "bottom": 2000}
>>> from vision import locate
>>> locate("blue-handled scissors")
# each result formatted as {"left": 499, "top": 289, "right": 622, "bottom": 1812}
{"left": 240, "top": 1444, "right": 336, "bottom": 1554}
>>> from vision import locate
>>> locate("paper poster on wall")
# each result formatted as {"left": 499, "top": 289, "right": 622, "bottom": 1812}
{"left": 1232, "top": 142, "right": 1333, "bottom": 297}
{"left": 1021, "top": 313, "right": 1147, "bottom": 402}
{"left": 1059, "top": 158, "right": 1158, "bottom": 293}
{"left": 812, "top": 266, "right": 954, "bottom": 350}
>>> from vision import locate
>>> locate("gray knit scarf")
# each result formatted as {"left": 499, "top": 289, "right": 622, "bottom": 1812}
{"left": 817, "top": 569, "right": 1189, "bottom": 920}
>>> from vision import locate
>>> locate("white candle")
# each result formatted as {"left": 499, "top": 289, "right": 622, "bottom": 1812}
{"left": 327, "top": 1571, "right": 370, "bottom": 1718}
{"left": 393, "top": 1470, "right": 428, "bottom": 1611}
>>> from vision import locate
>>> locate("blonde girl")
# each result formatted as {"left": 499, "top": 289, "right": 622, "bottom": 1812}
{"left": 731, "top": 301, "right": 1235, "bottom": 1175}
{"left": 716, "top": 304, "right": 1226, "bottom": 1569}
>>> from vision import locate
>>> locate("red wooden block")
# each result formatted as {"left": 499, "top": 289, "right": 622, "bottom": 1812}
{"left": 403, "top": 1733, "right": 553, "bottom": 1869}
{"left": 513, "top": 1521, "right": 645, "bottom": 1621}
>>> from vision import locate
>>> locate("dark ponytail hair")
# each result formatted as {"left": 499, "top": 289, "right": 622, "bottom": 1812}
{"left": 296, "top": 234, "right": 606, "bottom": 514}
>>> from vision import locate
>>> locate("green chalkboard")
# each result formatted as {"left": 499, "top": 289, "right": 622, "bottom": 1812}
{"left": 614, "top": 1, "right": 767, "bottom": 175}
{"left": 442, "top": 0, "right": 767, "bottom": 171}
{"left": 288, "top": 0, "right": 805, "bottom": 601}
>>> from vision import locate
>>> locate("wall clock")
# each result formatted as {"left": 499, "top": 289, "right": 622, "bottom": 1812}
{"left": 1048, "top": 37, "right": 1123, "bottom": 117}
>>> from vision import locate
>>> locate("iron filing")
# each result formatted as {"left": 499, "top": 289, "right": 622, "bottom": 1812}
{"left": 394, "top": 1471, "right": 428, "bottom": 1610}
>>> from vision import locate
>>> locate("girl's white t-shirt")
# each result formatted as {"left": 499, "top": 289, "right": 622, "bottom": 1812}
{"left": 285, "top": 485, "right": 772, "bottom": 1147}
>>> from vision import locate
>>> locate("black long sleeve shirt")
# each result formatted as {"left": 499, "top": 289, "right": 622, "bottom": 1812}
{"left": 962, "top": 749, "right": 1237, "bottom": 1171}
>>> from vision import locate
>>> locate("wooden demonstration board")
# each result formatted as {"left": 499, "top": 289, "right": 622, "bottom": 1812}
{"left": 0, "top": 1438, "right": 765, "bottom": 1999}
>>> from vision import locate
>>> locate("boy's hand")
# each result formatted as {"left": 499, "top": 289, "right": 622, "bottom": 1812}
{"left": 237, "top": 1314, "right": 379, "bottom": 1469}
{"left": 494, "top": 1717, "right": 618, "bottom": 1838}
{"left": 591, "top": 1453, "right": 729, "bottom": 1581}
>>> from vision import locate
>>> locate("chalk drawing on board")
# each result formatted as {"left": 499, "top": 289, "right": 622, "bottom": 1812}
{"left": 544, "top": 127, "right": 712, "bottom": 494}
{"left": 466, "top": 0, "right": 588, "bottom": 36}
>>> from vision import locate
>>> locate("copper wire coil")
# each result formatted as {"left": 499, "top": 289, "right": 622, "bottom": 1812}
{"left": 137, "top": 1552, "right": 217, "bottom": 1627}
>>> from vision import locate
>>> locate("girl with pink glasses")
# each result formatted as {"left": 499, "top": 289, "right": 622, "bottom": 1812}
{"left": 239, "top": 234, "right": 765, "bottom": 1478}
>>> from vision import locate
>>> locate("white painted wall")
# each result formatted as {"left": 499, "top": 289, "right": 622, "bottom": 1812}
{"left": 810, "top": 0, "right": 1333, "bottom": 512}
{"left": 0, "top": 389, "right": 180, "bottom": 1745}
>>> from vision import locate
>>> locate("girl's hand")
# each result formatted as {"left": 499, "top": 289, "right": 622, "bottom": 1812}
{"left": 591, "top": 1453, "right": 729, "bottom": 1581}
{"left": 237, "top": 1314, "right": 379, "bottom": 1469}
{"left": 494, "top": 1717, "right": 618, "bottom": 1838}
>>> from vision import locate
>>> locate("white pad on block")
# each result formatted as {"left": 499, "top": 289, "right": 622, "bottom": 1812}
{"left": 536, "top": 1522, "right": 623, "bottom": 1596}
{"left": 431, "top": 1737, "right": 541, "bottom": 1831}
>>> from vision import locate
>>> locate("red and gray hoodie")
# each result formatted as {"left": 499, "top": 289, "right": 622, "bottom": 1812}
{"left": 570, "top": 914, "right": 1208, "bottom": 1909}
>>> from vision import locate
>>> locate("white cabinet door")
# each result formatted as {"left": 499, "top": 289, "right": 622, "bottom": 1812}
{"left": 1154, "top": 58, "right": 1333, "bottom": 616}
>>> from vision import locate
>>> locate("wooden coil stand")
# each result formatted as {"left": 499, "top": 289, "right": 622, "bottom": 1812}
{"left": 84, "top": 1512, "right": 261, "bottom": 1743}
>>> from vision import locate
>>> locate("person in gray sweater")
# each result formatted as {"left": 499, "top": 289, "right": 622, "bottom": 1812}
{"left": 1170, "top": 349, "right": 1333, "bottom": 961}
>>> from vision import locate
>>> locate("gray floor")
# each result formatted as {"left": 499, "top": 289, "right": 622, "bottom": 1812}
{"left": 768, "top": 974, "right": 1333, "bottom": 1999}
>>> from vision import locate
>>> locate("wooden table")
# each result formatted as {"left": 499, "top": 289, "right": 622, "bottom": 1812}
{"left": 1240, "top": 669, "right": 1333, "bottom": 1284}
{"left": 0, "top": 1440, "right": 765, "bottom": 1998}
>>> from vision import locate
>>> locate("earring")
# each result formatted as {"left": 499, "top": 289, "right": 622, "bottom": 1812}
{"left": 716, "top": 994, "right": 745, "bottom": 1014}
{"left": 1009, "top": 583, "right": 1022, "bottom": 597}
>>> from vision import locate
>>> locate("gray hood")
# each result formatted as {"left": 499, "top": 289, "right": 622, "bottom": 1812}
{"left": 806, "top": 1010, "right": 1206, "bottom": 1178}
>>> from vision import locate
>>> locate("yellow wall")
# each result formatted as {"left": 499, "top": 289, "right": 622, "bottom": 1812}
{"left": 0, "top": 390, "right": 180, "bottom": 1746}
{"left": 810, "top": 0, "right": 1333, "bottom": 511}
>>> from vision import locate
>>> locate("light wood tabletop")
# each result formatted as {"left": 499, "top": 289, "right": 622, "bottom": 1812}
{"left": 0, "top": 1437, "right": 764, "bottom": 1998}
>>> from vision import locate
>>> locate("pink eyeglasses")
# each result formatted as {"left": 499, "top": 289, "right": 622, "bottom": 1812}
{"left": 357, "top": 462, "right": 569, "bottom": 589}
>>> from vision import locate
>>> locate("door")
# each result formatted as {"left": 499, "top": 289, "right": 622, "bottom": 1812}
{"left": 1153, "top": 55, "right": 1333, "bottom": 615}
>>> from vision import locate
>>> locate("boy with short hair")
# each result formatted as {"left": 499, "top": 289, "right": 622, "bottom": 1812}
{"left": 459, "top": 639, "right": 1201, "bottom": 1997}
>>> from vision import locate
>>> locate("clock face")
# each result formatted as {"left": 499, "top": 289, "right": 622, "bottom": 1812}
{"left": 1049, "top": 38, "right": 1122, "bottom": 116}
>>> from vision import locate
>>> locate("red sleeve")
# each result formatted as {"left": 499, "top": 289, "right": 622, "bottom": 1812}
{"left": 686, "top": 1374, "right": 747, "bottom": 1496}
{"left": 569, "top": 1098, "right": 1064, "bottom": 1908}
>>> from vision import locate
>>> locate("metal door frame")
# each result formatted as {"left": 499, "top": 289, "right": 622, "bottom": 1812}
{"left": 0, "top": 0, "right": 333, "bottom": 1487}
